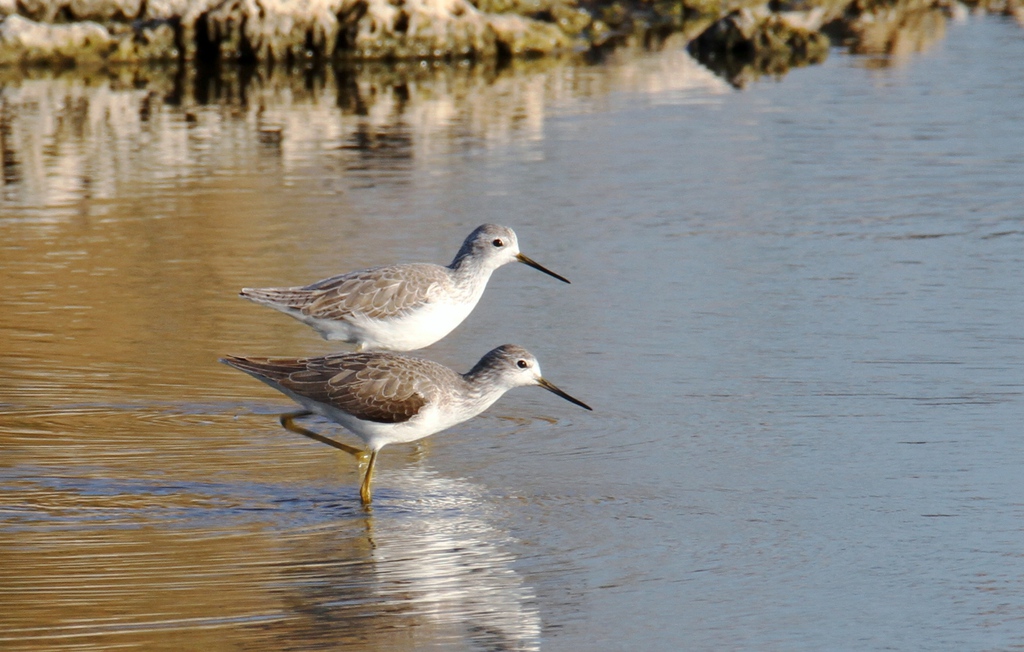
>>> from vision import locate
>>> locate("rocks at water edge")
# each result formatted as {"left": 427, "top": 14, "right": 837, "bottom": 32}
{"left": 0, "top": 0, "right": 596, "bottom": 64}
{"left": 0, "top": 0, "right": 1019, "bottom": 66}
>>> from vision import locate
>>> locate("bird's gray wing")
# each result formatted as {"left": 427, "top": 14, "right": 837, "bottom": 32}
{"left": 301, "top": 264, "right": 450, "bottom": 320}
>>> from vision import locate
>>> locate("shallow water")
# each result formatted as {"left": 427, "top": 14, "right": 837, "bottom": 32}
{"left": 2, "top": 17, "right": 1024, "bottom": 650}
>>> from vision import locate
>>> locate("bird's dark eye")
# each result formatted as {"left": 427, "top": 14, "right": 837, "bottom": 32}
{"left": 517, "top": 360, "right": 529, "bottom": 369}
{"left": 492, "top": 238, "right": 504, "bottom": 247}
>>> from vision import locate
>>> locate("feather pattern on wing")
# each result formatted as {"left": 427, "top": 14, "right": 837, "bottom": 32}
{"left": 240, "top": 264, "right": 452, "bottom": 321}
{"left": 221, "top": 353, "right": 457, "bottom": 424}
{"left": 304, "top": 264, "right": 452, "bottom": 320}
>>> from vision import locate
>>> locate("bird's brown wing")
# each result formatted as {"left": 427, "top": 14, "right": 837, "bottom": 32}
{"left": 222, "top": 353, "right": 433, "bottom": 424}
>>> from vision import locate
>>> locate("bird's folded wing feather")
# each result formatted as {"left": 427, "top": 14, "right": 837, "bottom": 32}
{"left": 279, "top": 354, "right": 430, "bottom": 424}
{"left": 302, "top": 265, "right": 450, "bottom": 320}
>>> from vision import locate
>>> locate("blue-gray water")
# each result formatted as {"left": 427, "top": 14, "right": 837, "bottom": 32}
{"left": 1, "top": 16, "right": 1023, "bottom": 650}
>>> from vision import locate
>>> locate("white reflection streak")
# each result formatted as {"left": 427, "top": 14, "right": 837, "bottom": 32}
{"left": 605, "top": 45, "right": 732, "bottom": 104}
{"left": 369, "top": 469, "right": 541, "bottom": 652}
{"left": 2, "top": 80, "right": 153, "bottom": 209}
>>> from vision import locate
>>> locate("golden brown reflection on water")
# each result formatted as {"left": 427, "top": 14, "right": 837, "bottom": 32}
{"left": 1, "top": 454, "right": 540, "bottom": 649}
{"left": 0, "top": 46, "right": 724, "bottom": 649}
{"left": 0, "top": 394, "right": 544, "bottom": 648}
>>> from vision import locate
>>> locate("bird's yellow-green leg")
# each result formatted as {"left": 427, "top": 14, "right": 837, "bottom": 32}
{"left": 280, "top": 411, "right": 367, "bottom": 460}
{"left": 360, "top": 450, "right": 378, "bottom": 505}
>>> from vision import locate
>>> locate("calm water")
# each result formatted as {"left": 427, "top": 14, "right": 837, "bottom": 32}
{"left": 2, "top": 16, "right": 1024, "bottom": 651}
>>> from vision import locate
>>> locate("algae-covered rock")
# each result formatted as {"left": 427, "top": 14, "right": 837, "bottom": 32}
{"left": 1, "top": 0, "right": 1019, "bottom": 66}
{"left": 683, "top": 0, "right": 730, "bottom": 16}
{"left": 342, "top": 0, "right": 498, "bottom": 59}
{"left": 107, "top": 21, "right": 178, "bottom": 62}
{"left": 474, "top": 0, "right": 546, "bottom": 13}
{"left": 67, "top": 0, "right": 145, "bottom": 20}
{"left": 194, "top": 0, "right": 342, "bottom": 62}
{"left": 472, "top": 0, "right": 591, "bottom": 47}
{"left": 473, "top": 0, "right": 591, "bottom": 33}
{"left": 12, "top": 0, "right": 59, "bottom": 22}
{"left": 489, "top": 12, "right": 574, "bottom": 54}
{"left": 13, "top": 0, "right": 143, "bottom": 21}
{"left": 144, "top": 0, "right": 209, "bottom": 19}
{"left": 0, "top": 14, "right": 113, "bottom": 64}
{"left": 551, "top": 3, "right": 593, "bottom": 35}
{"left": 0, "top": 0, "right": 592, "bottom": 63}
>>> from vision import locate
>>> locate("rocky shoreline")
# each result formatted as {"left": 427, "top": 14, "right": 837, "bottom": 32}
{"left": 0, "top": 0, "right": 1020, "bottom": 79}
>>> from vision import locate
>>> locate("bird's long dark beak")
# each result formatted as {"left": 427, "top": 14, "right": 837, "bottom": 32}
{"left": 537, "top": 377, "right": 592, "bottom": 411}
{"left": 516, "top": 253, "right": 571, "bottom": 284}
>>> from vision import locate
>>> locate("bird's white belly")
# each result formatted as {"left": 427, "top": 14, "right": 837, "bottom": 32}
{"left": 319, "top": 402, "right": 448, "bottom": 450}
{"left": 322, "top": 297, "right": 479, "bottom": 351}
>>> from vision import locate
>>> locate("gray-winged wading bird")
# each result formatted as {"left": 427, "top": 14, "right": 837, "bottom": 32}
{"left": 221, "top": 345, "right": 591, "bottom": 505}
{"left": 239, "top": 224, "right": 569, "bottom": 351}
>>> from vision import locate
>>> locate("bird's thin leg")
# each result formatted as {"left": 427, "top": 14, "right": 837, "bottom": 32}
{"left": 280, "top": 411, "right": 366, "bottom": 459}
{"left": 360, "top": 450, "right": 378, "bottom": 505}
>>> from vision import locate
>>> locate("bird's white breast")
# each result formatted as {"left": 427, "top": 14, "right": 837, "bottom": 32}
{"left": 348, "top": 293, "right": 483, "bottom": 351}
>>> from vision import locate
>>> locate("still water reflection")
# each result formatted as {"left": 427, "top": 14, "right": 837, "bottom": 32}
{"left": 3, "top": 16, "right": 1024, "bottom": 651}
{"left": 0, "top": 44, "right": 725, "bottom": 213}
{"left": 2, "top": 450, "right": 539, "bottom": 649}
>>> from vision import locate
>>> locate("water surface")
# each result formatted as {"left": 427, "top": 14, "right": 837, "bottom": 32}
{"left": 2, "top": 18, "right": 1024, "bottom": 650}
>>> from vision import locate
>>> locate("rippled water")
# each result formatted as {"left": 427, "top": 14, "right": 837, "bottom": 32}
{"left": 2, "top": 17, "right": 1024, "bottom": 650}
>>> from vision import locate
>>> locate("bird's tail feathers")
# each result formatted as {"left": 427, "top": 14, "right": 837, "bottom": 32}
{"left": 219, "top": 355, "right": 294, "bottom": 382}
{"left": 239, "top": 287, "right": 314, "bottom": 309}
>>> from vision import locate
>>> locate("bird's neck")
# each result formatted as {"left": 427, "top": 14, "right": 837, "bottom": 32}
{"left": 457, "top": 369, "right": 511, "bottom": 416}
{"left": 448, "top": 253, "right": 496, "bottom": 292}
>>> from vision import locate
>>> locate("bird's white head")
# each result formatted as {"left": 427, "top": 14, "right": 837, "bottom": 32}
{"left": 456, "top": 224, "right": 522, "bottom": 269}
{"left": 453, "top": 225, "right": 571, "bottom": 283}
{"left": 469, "top": 344, "right": 592, "bottom": 410}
